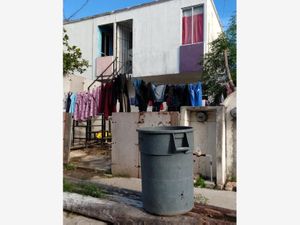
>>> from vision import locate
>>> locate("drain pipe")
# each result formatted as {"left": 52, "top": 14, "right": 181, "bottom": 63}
{"left": 193, "top": 152, "right": 213, "bottom": 182}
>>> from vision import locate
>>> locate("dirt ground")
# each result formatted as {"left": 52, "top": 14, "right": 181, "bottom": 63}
{"left": 64, "top": 146, "right": 111, "bottom": 180}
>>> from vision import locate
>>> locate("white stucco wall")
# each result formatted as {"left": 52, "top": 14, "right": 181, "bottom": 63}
{"left": 64, "top": 0, "right": 221, "bottom": 81}
{"left": 64, "top": 19, "right": 95, "bottom": 80}
{"left": 206, "top": 0, "right": 223, "bottom": 51}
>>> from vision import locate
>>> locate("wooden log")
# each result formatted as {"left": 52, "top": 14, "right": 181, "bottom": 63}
{"left": 224, "top": 49, "right": 236, "bottom": 92}
{"left": 64, "top": 192, "right": 201, "bottom": 225}
{"left": 64, "top": 176, "right": 236, "bottom": 224}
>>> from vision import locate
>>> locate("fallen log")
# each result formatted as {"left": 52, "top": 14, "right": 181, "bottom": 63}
{"left": 64, "top": 192, "right": 236, "bottom": 225}
{"left": 64, "top": 192, "right": 201, "bottom": 225}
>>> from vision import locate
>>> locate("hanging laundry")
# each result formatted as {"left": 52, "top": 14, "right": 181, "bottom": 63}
{"left": 98, "top": 83, "right": 105, "bottom": 115}
{"left": 94, "top": 86, "right": 100, "bottom": 114}
{"left": 81, "top": 92, "right": 89, "bottom": 121}
{"left": 165, "top": 85, "right": 180, "bottom": 111}
{"left": 74, "top": 92, "right": 83, "bottom": 121}
{"left": 89, "top": 88, "right": 97, "bottom": 118}
{"left": 133, "top": 80, "right": 150, "bottom": 112}
{"left": 65, "top": 92, "right": 72, "bottom": 113}
{"left": 116, "top": 74, "right": 131, "bottom": 112}
{"left": 69, "top": 92, "right": 77, "bottom": 114}
{"left": 103, "top": 82, "right": 117, "bottom": 120}
{"left": 183, "top": 84, "right": 191, "bottom": 106}
{"left": 150, "top": 84, "right": 166, "bottom": 112}
{"left": 188, "top": 81, "right": 202, "bottom": 107}
{"left": 151, "top": 84, "right": 166, "bottom": 103}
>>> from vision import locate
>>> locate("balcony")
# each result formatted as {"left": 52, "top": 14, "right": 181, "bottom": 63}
{"left": 179, "top": 43, "right": 203, "bottom": 73}
{"left": 96, "top": 56, "right": 114, "bottom": 76}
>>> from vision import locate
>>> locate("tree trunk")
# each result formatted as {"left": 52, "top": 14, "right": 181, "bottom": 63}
{"left": 224, "top": 49, "right": 236, "bottom": 91}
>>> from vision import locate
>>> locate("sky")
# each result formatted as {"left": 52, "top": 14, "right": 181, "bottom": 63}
{"left": 64, "top": 0, "right": 236, "bottom": 29}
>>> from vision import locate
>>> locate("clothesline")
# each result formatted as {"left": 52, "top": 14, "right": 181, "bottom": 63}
{"left": 64, "top": 74, "right": 131, "bottom": 122}
{"left": 132, "top": 79, "right": 203, "bottom": 112}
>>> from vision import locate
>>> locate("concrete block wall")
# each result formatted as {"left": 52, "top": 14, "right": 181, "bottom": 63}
{"left": 180, "top": 106, "right": 226, "bottom": 187}
{"left": 111, "top": 112, "right": 180, "bottom": 178}
{"left": 223, "top": 92, "right": 236, "bottom": 181}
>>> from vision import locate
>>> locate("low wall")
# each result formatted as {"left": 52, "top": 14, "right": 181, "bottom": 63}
{"left": 111, "top": 112, "right": 180, "bottom": 178}
{"left": 180, "top": 106, "right": 226, "bottom": 187}
{"left": 223, "top": 92, "right": 236, "bottom": 181}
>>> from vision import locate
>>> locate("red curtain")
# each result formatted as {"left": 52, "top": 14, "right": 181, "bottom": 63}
{"left": 193, "top": 14, "right": 203, "bottom": 43}
{"left": 182, "top": 16, "right": 192, "bottom": 45}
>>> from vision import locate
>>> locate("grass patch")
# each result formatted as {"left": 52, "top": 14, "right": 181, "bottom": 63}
{"left": 194, "top": 176, "right": 206, "bottom": 188}
{"left": 63, "top": 179, "right": 104, "bottom": 198}
{"left": 64, "top": 163, "right": 76, "bottom": 171}
{"left": 227, "top": 176, "right": 236, "bottom": 182}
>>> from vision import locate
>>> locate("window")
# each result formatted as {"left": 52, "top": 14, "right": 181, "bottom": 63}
{"left": 99, "top": 24, "right": 114, "bottom": 57}
{"left": 182, "top": 5, "right": 204, "bottom": 45}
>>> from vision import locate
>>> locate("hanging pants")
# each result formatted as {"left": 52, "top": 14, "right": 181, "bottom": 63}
{"left": 188, "top": 82, "right": 202, "bottom": 107}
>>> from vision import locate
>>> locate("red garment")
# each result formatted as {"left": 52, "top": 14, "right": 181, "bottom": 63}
{"left": 182, "top": 16, "right": 192, "bottom": 44}
{"left": 98, "top": 84, "right": 105, "bottom": 115}
{"left": 160, "top": 103, "right": 164, "bottom": 111}
{"left": 103, "top": 82, "right": 116, "bottom": 120}
{"left": 193, "top": 14, "right": 203, "bottom": 43}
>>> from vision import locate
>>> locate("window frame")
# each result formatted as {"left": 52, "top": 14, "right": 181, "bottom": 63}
{"left": 181, "top": 4, "right": 204, "bottom": 46}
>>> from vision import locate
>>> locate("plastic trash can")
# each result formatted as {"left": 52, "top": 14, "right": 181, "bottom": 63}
{"left": 137, "top": 126, "right": 194, "bottom": 216}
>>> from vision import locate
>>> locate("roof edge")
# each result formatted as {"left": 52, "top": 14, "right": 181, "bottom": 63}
{"left": 209, "top": 0, "right": 224, "bottom": 32}
{"left": 64, "top": 0, "right": 174, "bottom": 25}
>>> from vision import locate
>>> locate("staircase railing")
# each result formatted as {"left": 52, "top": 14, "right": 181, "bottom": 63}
{"left": 87, "top": 57, "right": 118, "bottom": 91}
{"left": 88, "top": 57, "right": 132, "bottom": 91}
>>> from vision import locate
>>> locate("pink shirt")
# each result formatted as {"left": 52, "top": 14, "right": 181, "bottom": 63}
{"left": 74, "top": 92, "right": 83, "bottom": 121}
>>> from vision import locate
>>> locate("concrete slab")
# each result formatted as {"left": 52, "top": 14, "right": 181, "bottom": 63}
{"left": 64, "top": 211, "right": 108, "bottom": 225}
{"left": 69, "top": 148, "right": 111, "bottom": 173}
{"left": 194, "top": 188, "right": 236, "bottom": 210}
{"left": 90, "top": 177, "right": 141, "bottom": 192}
{"left": 88, "top": 177, "right": 236, "bottom": 210}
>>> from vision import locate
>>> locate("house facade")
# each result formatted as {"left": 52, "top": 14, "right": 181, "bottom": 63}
{"left": 63, "top": 0, "right": 222, "bottom": 92}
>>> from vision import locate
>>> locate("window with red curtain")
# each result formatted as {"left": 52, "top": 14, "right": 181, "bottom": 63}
{"left": 182, "top": 9, "right": 192, "bottom": 45}
{"left": 193, "top": 6, "right": 204, "bottom": 43}
{"left": 182, "top": 5, "right": 203, "bottom": 45}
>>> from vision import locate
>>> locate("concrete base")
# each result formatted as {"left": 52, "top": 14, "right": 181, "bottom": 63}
{"left": 204, "top": 181, "right": 216, "bottom": 189}
{"left": 87, "top": 177, "right": 236, "bottom": 210}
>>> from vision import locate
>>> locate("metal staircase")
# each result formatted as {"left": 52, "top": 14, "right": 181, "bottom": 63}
{"left": 88, "top": 57, "right": 132, "bottom": 91}
{"left": 71, "top": 57, "right": 131, "bottom": 149}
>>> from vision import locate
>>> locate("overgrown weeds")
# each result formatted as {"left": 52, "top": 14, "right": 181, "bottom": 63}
{"left": 64, "top": 163, "right": 76, "bottom": 171}
{"left": 194, "top": 176, "right": 206, "bottom": 188}
{"left": 63, "top": 179, "right": 105, "bottom": 198}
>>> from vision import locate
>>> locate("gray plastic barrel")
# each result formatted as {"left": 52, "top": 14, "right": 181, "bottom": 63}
{"left": 137, "top": 126, "right": 194, "bottom": 216}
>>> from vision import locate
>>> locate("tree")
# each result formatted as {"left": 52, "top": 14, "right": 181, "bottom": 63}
{"left": 63, "top": 29, "right": 89, "bottom": 76}
{"left": 201, "top": 15, "right": 236, "bottom": 105}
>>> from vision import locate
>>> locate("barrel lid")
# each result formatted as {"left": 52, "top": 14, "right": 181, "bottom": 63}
{"left": 137, "top": 126, "right": 193, "bottom": 134}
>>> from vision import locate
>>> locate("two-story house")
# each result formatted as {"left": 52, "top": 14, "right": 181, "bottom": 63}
{"left": 63, "top": 0, "right": 222, "bottom": 94}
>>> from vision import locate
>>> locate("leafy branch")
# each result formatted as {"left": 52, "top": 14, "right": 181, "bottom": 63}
{"left": 201, "top": 15, "right": 236, "bottom": 105}
{"left": 63, "top": 28, "right": 89, "bottom": 76}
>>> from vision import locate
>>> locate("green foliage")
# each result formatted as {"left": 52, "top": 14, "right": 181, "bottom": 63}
{"left": 81, "top": 184, "right": 104, "bottom": 198}
{"left": 227, "top": 176, "right": 236, "bottom": 182}
{"left": 64, "top": 163, "right": 76, "bottom": 171}
{"left": 63, "top": 179, "right": 104, "bottom": 198}
{"left": 63, "top": 29, "right": 89, "bottom": 76}
{"left": 201, "top": 14, "right": 236, "bottom": 104}
{"left": 63, "top": 179, "right": 75, "bottom": 192}
{"left": 194, "top": 176, "right": 206, "bottom": 188}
